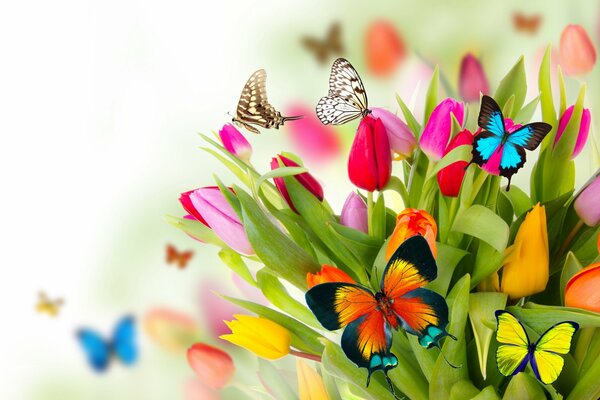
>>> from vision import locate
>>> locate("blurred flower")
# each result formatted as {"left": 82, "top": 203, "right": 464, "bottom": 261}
{"left": 143, "top": 308, "right": 200, "bottom": 354}
{"left": 187, "top": 343, "right": 235, "bottom": 389}
{"left": 307, "top": 264, "right": 356, "bottom": 289}
{"left": 554, "top": 105, "right": 591, "bottom": 159}
{"left": 348, "top": 115, "right": 392, "bottom": 191}
{"left": 284, "top": 104, "right": 341, "bottom": 164}
{"left": 296, "top": 359, "right": 329, "bottom": 400}
{"left": 370, "top": 107, "right": 416, "bottom": 158}
{"left": 565, "top": 262, "right": 600, "bottom": 312}
{"left": 476, "top": 119, "right": 521, "bottom": 175}
{"left": 500, "top": 204, "right": 549, "bottom": 300}
{"left": 574, "top": 174, "right": 600, "bottom": 226}
{"left": 340, "top": 192, "right": 368, "bottom": 233}
{"left": 220, "top": 315, "right": 291, "bottom": 359}
{"left": 218, "top": 124, "right": 252, "bottom": 162}
{"left": 365, "top": 20, "right": 407, "bottom": 77}
{"left": 199, "top": 280, "right": 243, "bottom": 338}
{"left": 187, "top": 187, "right": 254, "bottom": 255}
{"left": 419, "top": 98, "right": 464, "bottom": 161}
{"left": 559, "top": 24, "right": 597, "bottom": 76}
{"left": 231, "top": 272, "right": 267, "bottom": 305}
{"left": 386, "top": 208, "right": 437, "bottom": 260}
{"left": 271, "top": 154, "right": 324, "bottom": 213}
{"left": 437, "top": 129, "right": 474, "bottom": 197}
{"left": 459, "top": 53, "right": 489, "bottom": 102}
{"left": 185, "top": 379, "right": 220, "bottom": 400}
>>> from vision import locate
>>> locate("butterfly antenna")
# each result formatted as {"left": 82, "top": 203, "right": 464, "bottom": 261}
{"left": 436, "top": 342, "right": 462, "bottom": 369}
{"left": 383, "top": 373, "right": 405, "bottom": 400}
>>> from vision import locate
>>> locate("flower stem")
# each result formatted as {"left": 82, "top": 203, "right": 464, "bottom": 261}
{"left": 557, "top": 219, "right": 585, "bottom": 259}
{"left": 290, "top": 349, "right": 322, "bottom": 362}
{"left": 367, "top": 191, "right": 374, "bottom": 235}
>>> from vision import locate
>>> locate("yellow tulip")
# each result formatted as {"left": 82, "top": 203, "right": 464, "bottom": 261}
{"left": 500, "top": 203, "right": 549, "bottom": 299}
{"left": 297, "top": 359, "right": 329, "bottom": 400}
{"left": 219, "top": 315, "right": 291, "bottom": 359}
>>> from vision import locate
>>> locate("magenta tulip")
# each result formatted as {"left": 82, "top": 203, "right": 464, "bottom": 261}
{"left": 437, "top": 129, "right": 475, "bottom": 197}
{"left": 370, "top": 107, "right": 416, "bottom": 158}
{"left": 459, "top": 53, "right": 490, "bottom": 102}
{"left": 560, "top": 24, "right": 597, "bottom": 76}
{"left": 270, "top": 154, "right": 324, "bottom": 212}
{"left": 419, "top": 98, "right": 464, "bottom": 161}
{"left": 348, "top": 115, "right": 392, "bottom": 191}
{"left": 575, "top": 174, "right": 600, "bottom": 226}
{"left": 218, "top": 124, "right": 252, "bottom": 162}
{"left": 554, "top": 105, "right": 591, "bottom": 159}
{"left": 340, "top": 192, "right": 368, "bottom": 233}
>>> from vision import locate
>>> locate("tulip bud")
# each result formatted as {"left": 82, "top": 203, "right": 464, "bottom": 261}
{"left": 218, "top": 124, "right": 252, "bottom": 162}
{"left": 437, "top": 129, "right": 474, "bottom": 197}
{"left": 574, "top": 173, "right": 600, "bottom": 226}
{"left": 565, "top": 262, "right": 600, "bottom": 312}
{"left": 348, "top": 115, "right": 392, "bottom": 191}
{"left": 420, "top": 98, "right": 464, "bottom": 161}
{"left": 340, "top": 192, "right": 368, "bottom": 234}
{"left": 306, "top": 264, "right": 356, "bottom": 289}
{"left": 296, "top": 359, "right": 329, "bottom": 400}
{"left": 476, "top": 119, "right": 521, "bottom": 176}
{"left": 365, "top": 20, "right": 407, "bottom": 77}
{"left": 187, "top": 343, "right": 235, "bottom": 389}
{"left": 370, "top": 107, "right": 416, "bottom": 158}
{"left": 459, "top": 53, "right": 490, "bottom": 102}
{"left": 554, "top": 105, "right": 591, "bottom": 159}
{"left": 559, "top": 24, "right": 597, "bottom": 76}
{"left": 220, "top": 315, "right": 291, "bottom": 360}
{"left": 386, "top": 208, "right": 437, "bottom": 260}
{"left": 271, "top": 154, "right": 324, "bottom": 213}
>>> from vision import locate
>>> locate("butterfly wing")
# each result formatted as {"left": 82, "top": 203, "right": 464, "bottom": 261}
{"left": 76, "top": 329, "right": 111, "bottom": 372}
{"left": 471, "top": 96, "right": 506, "bottom": 166}
{"left": 111, "top": 315, "right": 138, "bottom": 366}
{"left": 506, "top": 122, "right": 551, "bottom": 151}
{"left": 531, "top": 321, "right": 579, "bottom": 384}
{"left": 495, "top": 310, "right": 531, "bottom": 378}
{"left": 235, "top": 69, "right": 279, "bottom": 132}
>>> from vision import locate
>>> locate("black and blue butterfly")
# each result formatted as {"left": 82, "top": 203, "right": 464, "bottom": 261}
{"left": 76, "top": 315, "right": 138, "bottom": 372}
{"left": 468, "top": 95, "right": 552, "bottom": 190}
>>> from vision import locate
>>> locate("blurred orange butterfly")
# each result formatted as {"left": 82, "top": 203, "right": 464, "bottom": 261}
{"left": 302, "top": 22, "right": 344, "bottom": 64}
{"left": 36, "top": 291, "right": 64, "bottom": 317}
{"left": 512, "top": 13, "right": 542, "bottom": 35}
{"left": 166, "top": 244, "right": 193, "bottom": 269}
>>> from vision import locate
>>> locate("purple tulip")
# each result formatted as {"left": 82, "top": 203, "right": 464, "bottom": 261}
{"left": 370, "top": 107, "right": 416, "bottom": 158}
{"left": 575, "top": 174, "right": 600, "bottom": 226}
{"left": 459, "top": 53, "right": 490, "bottom": 102}
{"left": 554, "top": 105, "right": 591, "bottom": 159}
{"left": 340, "top": 192, "right": 368, "bottom": 233}
{"left": 419, "top": 98, "right": 464, "bottom": 161}
{"left": 218, "top": 124, "right": 252, "bottom": 162}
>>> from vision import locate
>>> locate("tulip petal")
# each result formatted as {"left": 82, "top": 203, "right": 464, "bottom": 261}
{"left": 340, "top": 192, "right": 368, "bottom": 233}
{"left": 187, "top": 343, "right": 235, "bottom": 389}
{"left": 574, "top": 175, "right": 600, "bottom": 226}
{"left": 297, "top": 359, "right": 328, "bottom": 400}
{"left": 370, "top": 107, "right": 416, "bottom": 157}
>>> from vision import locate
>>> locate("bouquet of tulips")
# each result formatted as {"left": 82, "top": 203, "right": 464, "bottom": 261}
{"left": 170, "top": 46, "right": 600, "bottom": 400}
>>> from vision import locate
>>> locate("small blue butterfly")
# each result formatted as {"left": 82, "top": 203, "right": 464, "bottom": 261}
{"left": 468, "top": 95, "right": 551, "bottom": 190}
{"left": 76, "top": 315, "right": 137, "bottom": 372}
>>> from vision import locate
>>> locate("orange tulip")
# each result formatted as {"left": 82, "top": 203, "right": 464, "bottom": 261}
{"left": 187, "top": 343, "right": 235, "bottom": 389}
{"left": 565, "top": 262, "right": 600, "bottom": 312}
{"left": 559, "top": 24, "right": 597, "bottom": 76}
{"left": 307, "top": 264, "right": 355, "bottom": 289}
{"left": 365, "top": 20, "right": 407, "bottom": 76}
{"left": 386, "top": 208, "right": 437, "bottom": 260}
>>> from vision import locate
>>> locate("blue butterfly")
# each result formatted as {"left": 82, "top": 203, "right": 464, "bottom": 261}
{"left": 468, "top": 95, "right": 551, "bottom": 190}
{"left": 76, "top": 315, "right": 138, "bottom": 372}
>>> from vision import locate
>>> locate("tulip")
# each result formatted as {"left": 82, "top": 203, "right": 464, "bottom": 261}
{"left": 296, "top": 359, "right": 329, "bottom": 400}
{"left": 348, "top": 115, "right": 392, "bottom": 191}
{"left": 476, "top": 119, "right": 521, "bottom": 176}
{"left": 565, "top": 262, "right": 600, "bottom": 312}
{"left": 187, "top": 343, "right": 235, "bottom": 389}
{"left": 184, "top": 379, "right": 220, "bottom": 400}
{"left": 559, "top": 24, "right": 597, "bottom": 76}
{"left": 370, "top": 107, "right": 416, "bottom": 158}
{"left": 143, "top": 308, "right": 201, "bottom": 354}
{"left": 554, "top": 105, "right": 591, "bottom": 159}
{"left": 186, "top": 187, "right": 254, "bottom": 255}
{"left": 365, "top": 20, "right": 407, "bottom": 77}
{"left": 218, "top": 124, "right": 252, "bottom": 162}
{"left": 199, "top": 280, "right": 243, "bottom": 338}
{"left": 306, "top": 264, "right": 356, "bottom": 289}
{"left": 437, "top": 129, "right": 475, "bottom": 197}
{"left": 386, "top": 208, "right": 437, "bottom": 260}
{"left": 419, "top": 98, "right": 464, "bottom": 161}
{"left": 220, "top": 315, "right": 291, "bottom": 360}
{"left": 459, "top": 53, "right": 490, "bottom": 102}
{"left": 500, "top": 204, "right": 549, "bottom": 300}
{"left": 340, "top": 192, "right": 368, "bottom": 234}
{"left": 271, "top": 154, "right": 324, "bottom": 213}
{"left": 574, "top": 173, "right": 600, "bottom": 226}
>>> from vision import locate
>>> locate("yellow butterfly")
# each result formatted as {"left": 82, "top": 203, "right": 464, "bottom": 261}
{"left": 36, "top": 291, "right": 64, "bottom": 317}
{"left": 495, "top": 310, "right": 578, "bottom": 384}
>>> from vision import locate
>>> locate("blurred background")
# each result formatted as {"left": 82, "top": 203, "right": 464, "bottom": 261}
{"left": 1, "top": 0, "right": 598, "bottom": 398}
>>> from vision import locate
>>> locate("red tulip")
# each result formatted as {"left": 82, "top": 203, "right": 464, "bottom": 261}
{"left": 348, "top": 116, "right": 392, "bottom": 191}
{"left": 560, "top": 24, "right": 597, "bottom": 76}
{"left": 271, "top": 154, "right": 324, "bottom": 212}
{"left": 459, "top": 53, "right": 490, "bottom": 102}
{"left": 187, "top": 343, "right": 235, "bottom": 389}
{"left": 437, "top": 130, "right": 474, "bottom": 197}
{"left": 365, "top": 20, "right": 407, "bottom": 77}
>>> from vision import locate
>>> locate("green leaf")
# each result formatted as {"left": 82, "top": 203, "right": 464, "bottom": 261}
{"left": 396, "top": 94, "right": 422, "bottom": 138}
{"left": 539, "top": 46, "right": 557, "bottom": 135}
{"left": 427, "top": 243, "right": 469, "bottom": 296}
{"left": 256, "top": 166, "right": 307, "bottom": 190}
{"left": 452, "top": 205, "right": 509, "bottom": 253}
{"left": 165, "top": 215, "right": 226, "bottom": 247}
{"left": 471, "top": 241, "right": 504, "bottom": 289}
{"left": 218, "top": 248, "right": 256, "bottom": 287}
{"left": 497, "top": 190, "right": 514, "bottom": 226}
{"left": 502, "top": 373, "right": 545, "bottom": 400}
{"left": 383, "top": 176, "right": 409, "bottom": 207}
{"left": 494, "top": 55, "right": 526, "bottom": 119}
{"left": 502, "top": 185, "right": 532, "bottom": 217}
{"left": 559, "top": 252, "right": 583, "bottom": 304}
{"left": 449, "top": 380, "right": 480, "bottom": 400}
{"left": 426, "top": 145, "right": 472, "bottom": 181}
{"left": 214, "top": 175, "right": 242, "bottom": 217}
{"left": 329, "top": 221, "right": 382, "bottom": 268}
{"left": 515, "top": 96, "right": 540, "bottom": 123}
{"left": 321, "top": 366, "right": 343, "bottom": 400}
{"left": 567, "top": 351, "right": 600, "bottom": 400}
{"left": 424, "top": 65, "right": 440, "bottom": 123}
{"left": 558, "top": 66, "right": 567, "bottom": 117}
{"left": 508, "top": 303, "right": 600, "bottom": 334}
{"left": 372, "top": 194, "right": 387, "bottom": 241}
{"left": 257, "top": 358, "right": 297, "bottom": 399}
{"left": 408, "top": 150, "right": 430, "bottom": 208}
{"left": 502, "top": 94, "right": 515, "bottom": 118}
{"left": 472, "top": 386, "right": 501, "bottom": 400}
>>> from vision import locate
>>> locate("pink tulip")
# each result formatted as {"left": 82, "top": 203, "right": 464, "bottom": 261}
{"left": 575, "top": 174, "right": 600, "bottom": 226}
{"left": 231, "top": 273, "right": 267, "bottom": 305}
{"left": 477, "top": 119, "right": 521, "bottom": 176}
{"left": 419, "top": 98, "right": 464, "bottom": 161}
{"left": 554, "top": 105, "right": 591, "bottom": 159}
{"left": 187, "top": 343, "right": 235, "bottom": 389}
{"left": 180, "top": 191, "right": 209, "bottom": 226}
{"left": 270, "top": 154, "right": 324, "bottom": 213}
{"left": 370, "top": 107, "right": 416, "bottom": 158}
{"left": 560, "top": 24, "right": 597, "bottom": 76}
{"left": 348, "top": 115, "right": 392, "bottom": 191}
{"left": 340, "top": 192, "right": 368, "bottom": 233}
{"left": 218, "top": 124, "right": 252, "bottom": 162}
{"left": 437, "top": 130, "right": 475, "bottom": 197}
{"left": 185, "top": 379, "right": 220, "bottom": 400}
{"left": 188, "top": 187, "right": 254, "bottom": 255}
{"left": 199, "top": 280, "right": 243, "bottom": 338}
{"left": 459, "top": 53, "right": 490, "bottom": 102}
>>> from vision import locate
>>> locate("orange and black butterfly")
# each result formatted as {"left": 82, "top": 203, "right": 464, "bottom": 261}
{"left": 306, "top": 236, "right": 455, "bottom": 397}
{"left": 302, "top": 22, "right": 344, "bottom": 64}
{"left": 166, "top": 244, "right": 193, "bottom": 269}
{"left": 512, "top": 13, "right": 542, "bottom": 35}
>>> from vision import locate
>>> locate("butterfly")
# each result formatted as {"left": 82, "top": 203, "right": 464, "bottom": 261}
{"left": 305, "top": 236, "right": 455, "bottom": 398}
{"left": 316, "top": 58, "right": 370, "bottom": 125}
{"left": 495, "top": 310, "right": 578, "bottom": 384}
{"left": 468, "top": 95, "right": 552, "bottom": 190}
{"left": 76, "top": 315, "right": 138, "bottom": 372}
{"left": 512, "top": 13, "right": 542, "bottom": 35}
{"left": 302, "top": 22, "right": 344, "bottom": 64}
{"left": 166, "top": 244, "right": 193, "bottom": 269}
{"left": 231, "top": 69, "right": 303, "bottom": 134}
{"left": 36, "top": 291, "right": 64, "bottom": 317}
